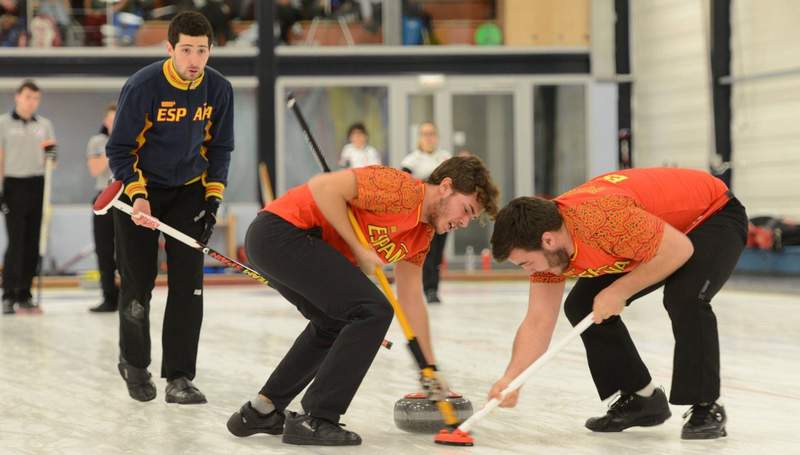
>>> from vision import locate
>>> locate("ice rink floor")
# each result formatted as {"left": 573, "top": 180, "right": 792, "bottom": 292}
{"left": 1, "top": 280, "right": 798, "bottom": 454}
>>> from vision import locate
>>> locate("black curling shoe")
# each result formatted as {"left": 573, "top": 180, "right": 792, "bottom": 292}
{"left": 585, "top": 387, "right": 672, "bottom": 432}
{"left": 682, "top": 402, "right": 727, "bottom": 440}
{"left": 282, "top": 411, "right": 362, "bottom": 446}
{"left": 227, "top": 401, "right": 285, "bottom": 437}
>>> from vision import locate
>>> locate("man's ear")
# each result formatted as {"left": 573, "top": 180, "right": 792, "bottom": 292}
{"left": 439, "top": 177, "right": 453, "bottom": 196}
{"left": 166, "top": 41, "right": 174, "bottom": 57}
{"left": 541, "top": 231, "right": 556, "bottom": 249}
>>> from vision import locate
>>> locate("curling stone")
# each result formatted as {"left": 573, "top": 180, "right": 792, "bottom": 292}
{"left": 394, "top": 392, "right": 473, "bottom": 434}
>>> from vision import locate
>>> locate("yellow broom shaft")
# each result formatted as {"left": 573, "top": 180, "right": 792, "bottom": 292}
{"left": 346, "top": 209, "right": 459, "bottom": 426}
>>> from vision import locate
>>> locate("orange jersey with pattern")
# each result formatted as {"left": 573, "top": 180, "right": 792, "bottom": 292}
{"left": 531, "top": 168, "right": 730, "bottom": 283}
{"left": 264, "top": 166, "right": 434, "bottom": 266}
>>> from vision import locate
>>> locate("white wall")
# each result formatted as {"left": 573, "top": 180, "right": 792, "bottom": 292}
{"left": 630, "top": 0, "right": 713, "bottom": 169}
{"left": 730, "top": 0, "right": 800, "bottom": 218}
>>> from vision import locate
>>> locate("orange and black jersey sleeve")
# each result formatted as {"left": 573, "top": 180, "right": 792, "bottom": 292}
{"left": 106, "top": 59, "right": 234, "bottom": 201}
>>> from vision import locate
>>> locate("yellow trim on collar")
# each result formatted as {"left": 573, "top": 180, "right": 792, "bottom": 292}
{"left": 162, "top": 59, "right": 205, "bottom": 90}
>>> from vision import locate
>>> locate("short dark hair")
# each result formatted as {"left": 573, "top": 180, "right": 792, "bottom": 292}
{"left": 490, "top": 197, "right": 563, "bottom": 262}
{"left": 428, "top": 155, "right": 500, "bottom": 220}
{"left": 16, "top": 79, "right": 40, "bottom": 94}
{"left": 168, "top": 11, "right": 214, "bottom": 47}
{"left": 347, "top": 122, "right": 367, "bottom": 138}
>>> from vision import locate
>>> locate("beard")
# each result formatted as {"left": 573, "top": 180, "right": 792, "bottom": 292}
{"left": 544, "top": 248, "right": 570, "bottom": 273}
{"left": 427, "top": 196, "right": 450, "bottom": 233}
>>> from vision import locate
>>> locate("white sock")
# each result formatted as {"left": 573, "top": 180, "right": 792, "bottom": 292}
{"left": 635, "top": 383, "right": 656, "bottom": 397}
{"left": 251, "top": 395, "right": 275, "bottom": 415}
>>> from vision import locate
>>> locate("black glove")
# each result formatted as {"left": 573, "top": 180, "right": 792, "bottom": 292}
{"left": 195, "top": 196, "right": 221, "bottom": 244}
{"left": 0, "top": 192, "right": 8, "bottom": 215}
{"left": 419, "top": 364, "right": 449, "bottom": 401}
{"left": 43, "top": 143, "right": 58, "bottom": 161}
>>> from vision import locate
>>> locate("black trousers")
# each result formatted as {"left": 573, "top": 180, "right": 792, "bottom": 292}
{"left": 423, "top": 232, "right": 447, "bottom": 293}
{"left": 113, "top": 182, "right": 205, "bottom": 380}
{"left": 93, "top": 192, "right": 118, "bottom": 303}
{"left": 246, "top": 212, "right": 393, "bottom": 423}
{"left": 2, "top": 176, "right": 44, "bottom": 302}
{"left": 563, "top": 198, "right": 747, "bottom": 405}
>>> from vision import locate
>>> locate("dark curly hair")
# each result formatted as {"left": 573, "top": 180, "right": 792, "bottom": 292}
{"left": 490, "top": 197, "right": 563, "bottom": 262}
{"left": 168, "top": 11, "right": 214, "bottom": 47}
{"left": 427, "top": 156, "right": 500, "bottom": 221}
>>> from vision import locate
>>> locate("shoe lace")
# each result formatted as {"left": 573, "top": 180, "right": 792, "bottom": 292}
{"left": 606, "top": 393, "right": 636, "bottom": 417}
{"left": 683, "top": 404, "right": 712, "bottom": 426}
{"left": 310, "top": 416, "right": 347, "bottom": 432}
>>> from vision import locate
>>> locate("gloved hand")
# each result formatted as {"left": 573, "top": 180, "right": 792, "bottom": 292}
{"left": 195, "top": 196, "right": 221, "bottom": 244}
{"left": 0, "top": 192, "right": 8, "bottom": 215}
{"left": 419, "top": 365, "right": 449, "bottom": 402}
{"left": 42, "top": 141, "right": 58, "bottom": 161}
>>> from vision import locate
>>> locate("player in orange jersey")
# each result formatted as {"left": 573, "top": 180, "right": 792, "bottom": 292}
{"left": 227, "top": 156, "right": 499, "bottom": 446}
{"left": 488, "top": 167, "right": 746, "bottom": 440}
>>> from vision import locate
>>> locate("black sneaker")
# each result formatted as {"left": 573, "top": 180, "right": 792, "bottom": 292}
{"left": 118, "top": 359, "right": 157, "bottom": 402}
{"left": 585, "top": 387, "right": 672, "bottom": 432}
{"left": 227, "top": 401, "right": 285, "bottom": 437}
{"left": 89, "top": 300, "right": 118, "bottom": 313}
{"left": 282, "top": 411, "right": 362, "bottom": 446}
{"left": 2, "top": 299, "right": 14, "bottom": 315}
{"left": 165, "top": 377, "right": 207, "bottom": 404}
{"left": 682, "top": 402, "right": 727, "bottom": 439}
{"left": 16, "top": 299, "right": 43, "bottom": 315}
{"left": 425, "top": 289, "right": 441, "bottom": 304}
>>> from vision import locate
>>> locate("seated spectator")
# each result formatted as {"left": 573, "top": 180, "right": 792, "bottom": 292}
{"left": 79, "top": 0, "right": 145, "bottom": 46}
{"left": 275, "top": 0, "right": 302, "bottom": 44}
{"left": 36, "top": 0, "right": 72, "bottom": 35}
{"left": 81, "top": 0, "right": 113, "bottom": 46}
{"left": 29, "top": 15, "right": 61, "bottom": 46}
{"left": 112, "top": 0, "right": 146, "bottom": 46}
{"left": 0, "top": 0, "right": 26, "bottom": 46}
{"left": 403, "top": 0, "right": 437, "bottom": 45}
{"left": 198, "top": 0, "right": 235, "bottom": 45}
{"left": 38, "top": 0, "right": 85, "bottom": 45}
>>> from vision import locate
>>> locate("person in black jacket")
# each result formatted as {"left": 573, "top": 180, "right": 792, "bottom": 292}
{"left": 106, "top": 11, "right": 234, "bottom": 405}
{"left": 86, "top": 103, "right": 119, "bottom": 313}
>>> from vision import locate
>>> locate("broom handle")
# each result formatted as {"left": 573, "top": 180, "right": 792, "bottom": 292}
{"left": 459, "top": 314, "right": 594, "bottom": 433}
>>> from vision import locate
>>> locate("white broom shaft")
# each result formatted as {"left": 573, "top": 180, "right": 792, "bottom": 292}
{"left": 459, "top": 314, "right": 595, "bottom": 433}
{"left": 110, "top": 199, "right": 202, "bottom": 249}
{"left": 38, "top": 157, "right": 55, "bottom": 254}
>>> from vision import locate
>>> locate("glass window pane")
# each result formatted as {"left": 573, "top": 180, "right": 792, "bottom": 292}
{"left": 282, "top": 86, "right": 389, "bottom": 189}
{"left": 407, "top": 94, "right": 435, "bottom": 148}
{"left": 533, "top": 84, "right": 586, "bottom": 197}
{"left": 451, "top": 93, "right": 514, "bottom": 255}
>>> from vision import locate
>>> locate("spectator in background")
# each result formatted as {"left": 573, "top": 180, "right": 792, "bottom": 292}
{"left": 86, "top": 103, "right": 119, "bottom": 313}
{"left": 74, "top": 0, "right": 146, "bottom": 46}
{"left": 81, "top": 0, "right": 113, "bottom": 46}
{"left": 0, "top": 0, "right": 27, "bottom": 46}
{"left": 36, "top": 0, "right": 72, "bottom": 39}
{"left": 112, "top": 0, "right": 146, "bottom": 46}
{"left": 339, "top": 122, "right": 380, "bottom": 169}
{"left": 197, "top": 0, "right": 235, "bottom": 45}
{"left": 402, "top": 0, "right": 437, "bottom": 45}
{"left": 275, "top": 0, "right": 302, "bottom": 44}
{"left": 0, "top": 80, "right": 57, "bottom": 315}
{"left": 400, "top": 122, "right": 452, "bottom": 304}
